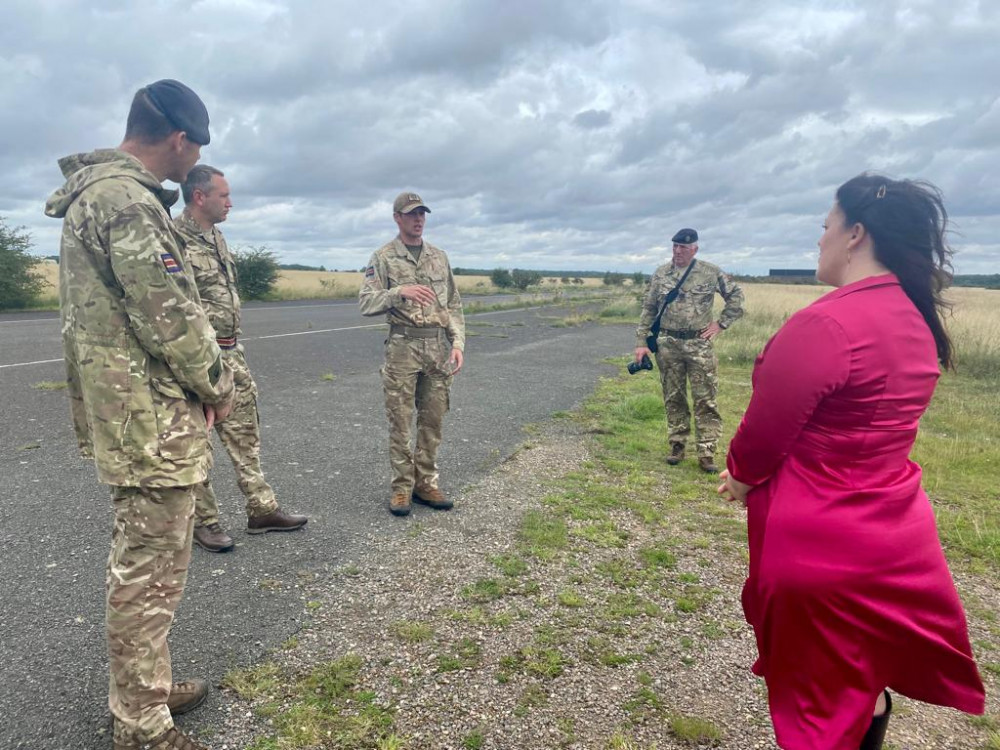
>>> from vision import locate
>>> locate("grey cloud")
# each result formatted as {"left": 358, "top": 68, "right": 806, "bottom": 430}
{"left": 573, "top": 109, "right": 612, "bottom": 129}
{"left": 3, "top": 0, "right": 999, "bottom": 276}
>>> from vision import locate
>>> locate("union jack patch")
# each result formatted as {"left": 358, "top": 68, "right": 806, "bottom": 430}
{"left": 161, "top": 253, "right": 181, "bottom": 273}
{"left": 365, "top": 266, "right": 375, "bottom": 280}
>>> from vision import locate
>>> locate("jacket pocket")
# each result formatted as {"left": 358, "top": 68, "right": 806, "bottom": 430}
{"left": 427, "top": 273, "right": 449, "bottom": 303}
{"left": 149, "top": 375, "right": 206, "bottom": 461}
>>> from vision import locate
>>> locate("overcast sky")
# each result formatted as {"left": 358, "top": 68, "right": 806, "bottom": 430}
{"left": 3, "top": 0, "right": 999, "bottom": 275}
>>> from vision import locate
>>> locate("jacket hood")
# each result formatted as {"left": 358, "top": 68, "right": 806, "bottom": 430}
{"left": 44, "top": 149, "right": 179, "bottom": 219}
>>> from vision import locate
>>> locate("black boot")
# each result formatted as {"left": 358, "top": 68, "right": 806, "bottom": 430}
{"left": 859, "top": 690, "right": 892, "bottom": 750}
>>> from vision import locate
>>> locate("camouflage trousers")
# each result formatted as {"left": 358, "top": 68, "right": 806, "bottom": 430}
{"left": 194, "top": 347, "right": 277, "bottom": 527}
{"left": 381, "top": 332, "right": 454, "bottom": 495}
{"left": 107, "top": 484, "right": 195, "bottom": 745}
{"left": 654, "top": 336, "right": 722, "bottom": 457}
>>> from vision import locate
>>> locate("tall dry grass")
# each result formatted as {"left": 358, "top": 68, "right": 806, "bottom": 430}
{"left": 714, "top": 283, "right": 1000, "bottom": 380}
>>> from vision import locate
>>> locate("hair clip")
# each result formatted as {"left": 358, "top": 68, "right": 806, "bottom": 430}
{"left": 875, "top": 184, "right": 887, "bottom": 199}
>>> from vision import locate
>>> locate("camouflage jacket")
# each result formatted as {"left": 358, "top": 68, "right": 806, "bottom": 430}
{"left": 44, "top": 149, "right": 233, "bottom": 488}
{"left": 636, "top": 259, "right": 745, "bottom": 346}
{"left": 174, "top": 210, "right": 241, "bottom": 339}
{"left": 359, "top": 237, "right": 466, "bottom": 351}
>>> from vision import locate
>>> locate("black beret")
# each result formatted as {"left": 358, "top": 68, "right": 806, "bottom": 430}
{"left": 671, "top": 228, "right": 698, "bottom": 244}
{"left": 143, "top": 79, "right": 211, "bottom": 145}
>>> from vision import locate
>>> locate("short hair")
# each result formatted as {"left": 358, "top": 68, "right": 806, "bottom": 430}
{"left": 181, "top": 165, "right": 225, "bottom": 204}
{"left": 124, "top": 88, "right": 176, "bottom": 145}
{"left": 836, "top": 172, "right": 954, "bottom": 368}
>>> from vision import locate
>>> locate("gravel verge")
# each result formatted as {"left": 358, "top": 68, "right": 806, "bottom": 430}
{"left": 212, "top": 416, "right": 998, "bottom": 750}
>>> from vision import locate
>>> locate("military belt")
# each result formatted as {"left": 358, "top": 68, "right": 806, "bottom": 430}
{"left": 216, "top": 336, "right": 238, "bottom": 349}
{"left": 663, "top": 329, "right": 700, "bottom": 340}
{"left": 390, "top": 324, "right": 446, "bottom": 339}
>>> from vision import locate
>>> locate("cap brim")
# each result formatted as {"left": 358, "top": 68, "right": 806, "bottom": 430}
{"left": 400, "top": 203, "right": 430, "bottom": 214}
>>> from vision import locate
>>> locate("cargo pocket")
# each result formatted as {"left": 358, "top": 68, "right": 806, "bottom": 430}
{"left": 150, "top": 377, "right": 203, "bottom": 461}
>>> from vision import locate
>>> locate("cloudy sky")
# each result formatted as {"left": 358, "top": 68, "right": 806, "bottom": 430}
{"left": 3, "top": 0, "right": 999, "bottom": 274}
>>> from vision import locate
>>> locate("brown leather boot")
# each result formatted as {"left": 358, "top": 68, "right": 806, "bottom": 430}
{"left": 167, "top": 678, "right": 209, "bottom": 716}
{"left": 413, "top": 486, "right": 453, "bottom": 510}
{"left": 859, "top": 691, "right": 891, "bottom": 749}
{"left": 698, "top": 456, "right": 720, "bottom": 473}
{"left": 247, "top": 508, "right": 308, "bottom": 534}
{"left": 666, "top": 443, "right": 685, "bottom": 465}
{"left": 192, "top": 523, "right": 234, "bottom": 553}
{"left": 389, "top": 492, "right": 411, "bottom": 516}
{"left": 114, "top": 726, "right": 211, "bottom": 750}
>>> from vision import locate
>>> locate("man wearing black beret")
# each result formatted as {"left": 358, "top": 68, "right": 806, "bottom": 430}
{"left": 634, "top": 228, "right": 745, "bottom": 472}
{"left": 46, "top": 79, "right": 230, "bottom": 750}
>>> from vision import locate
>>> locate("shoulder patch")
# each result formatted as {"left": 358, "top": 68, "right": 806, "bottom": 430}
{"left": 161, "top": 253, "right": 181, "bottom": 273}
{"left": 365, "top": 266, "right": 376, "bottom": 280}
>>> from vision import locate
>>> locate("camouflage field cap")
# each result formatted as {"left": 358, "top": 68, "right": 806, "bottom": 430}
{"left": 143, "top": 79, "right": 211, "bottom": 145}
{"left": 671, "top": 228, "right": 698, "bottom": 245}
{"left": 393, "top": 191, "right": 431, "bottom": 214}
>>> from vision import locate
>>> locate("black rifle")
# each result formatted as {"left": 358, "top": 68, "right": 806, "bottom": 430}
{"left": 645, "top": 260, "right": 696, "bottom": 353}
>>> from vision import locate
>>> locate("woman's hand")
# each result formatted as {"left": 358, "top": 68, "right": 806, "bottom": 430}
{"left": 717, "top": 469, "right": 752, "bottom": 508}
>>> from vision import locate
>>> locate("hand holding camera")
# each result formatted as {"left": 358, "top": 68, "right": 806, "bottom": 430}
{"left": 628, "top": 353, "right": 653, "bottom": 375}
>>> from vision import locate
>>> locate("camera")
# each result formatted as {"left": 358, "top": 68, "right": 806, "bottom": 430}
{"left": 627, "top": 353, "right": 653, "bottom": 375}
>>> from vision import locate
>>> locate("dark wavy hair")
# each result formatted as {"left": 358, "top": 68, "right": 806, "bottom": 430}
{"left": 836, "top": 172, "right": 954, "bottom": 369}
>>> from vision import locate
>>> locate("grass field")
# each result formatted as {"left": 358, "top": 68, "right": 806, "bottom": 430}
{"left": 28, "top": 263, "right": 608, "bottom": 306}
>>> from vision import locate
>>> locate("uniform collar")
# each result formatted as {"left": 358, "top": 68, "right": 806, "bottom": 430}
{"left": 178, "top": 209, "right": 223, "bottom": 244}
{"left": 391, "top": 236, "right": 427, "bottom": 263}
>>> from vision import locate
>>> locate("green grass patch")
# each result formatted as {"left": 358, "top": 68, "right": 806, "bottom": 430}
{"left": 557, "top": 589, "right": 585, "bottom": 607}
{"left": 498, "top": 646, "right": 569, "bottom": 679}
{"left": 389, "top": 620, "right": 434, "bottom": 643}
{"left": 222, "top": 663, "right": 282, "bottom": 700}
{"left": 518, "top": 511, "right": 568, "bottom": 559}
{"left": 462, "top": 730, "right": 485, "bottom": 749}
{"left": 460, "top": 578, "right": 511, "bottom": 603}
{"left": 437, "top": 638, "right": 482, "bottom": 672}
{"left": 489, "top": 553, "right": 529, "bottom": 577}
{"left": 668, "top": 714, "right": 724, "bottom": 745}
{"left": 241, "top": 655, "right": 402, "bottom": 749}
{"left": 33, "top": 380, "right": 67, "bottom": 390}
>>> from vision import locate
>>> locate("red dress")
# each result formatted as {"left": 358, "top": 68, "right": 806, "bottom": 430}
{"left": 727, "top": 274, "right": 985, "bottom": 749}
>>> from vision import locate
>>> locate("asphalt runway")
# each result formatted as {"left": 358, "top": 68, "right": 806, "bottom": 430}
{"left": 0, "top": 298, "right": 635, "bottom": 749}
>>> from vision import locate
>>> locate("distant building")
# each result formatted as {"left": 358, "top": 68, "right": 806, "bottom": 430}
{"left": 767, "top": 268, "right": 818, "bottom": 284}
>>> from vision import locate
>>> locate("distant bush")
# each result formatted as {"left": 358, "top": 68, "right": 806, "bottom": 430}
{"left": 511, "top": 269, "right": 544, "bottom": 291}
{"left": 491, "top": 268, "right": 514, "bottom": 288}
{"left": 631, "top": 271, "right": 648, "bottom": 286}
{"left": 0, "top": 217, "right": 45, "bottom": 310}
{"left": 234, "top": 245, "right": 280, "bottom": 300}
{"left": 603, "top": 271, "right": 627, "bottom": 286}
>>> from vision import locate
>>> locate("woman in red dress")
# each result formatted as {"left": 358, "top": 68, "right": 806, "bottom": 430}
{"left": 719, "top": 173, "right": 985, "bottom": 749}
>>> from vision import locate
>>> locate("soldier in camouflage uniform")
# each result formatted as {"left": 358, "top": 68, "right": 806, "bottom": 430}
{"left": 634, "top": 228, "right": 745, "bottom": 473}
{"left": 359, "top": 192, "right": 466, "bottom": 516}
{"left": 176, "top": 165, "right": 307, "bottom": 553}
{"left": 44, "top": 80, "right": 233, "bottom": 750}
